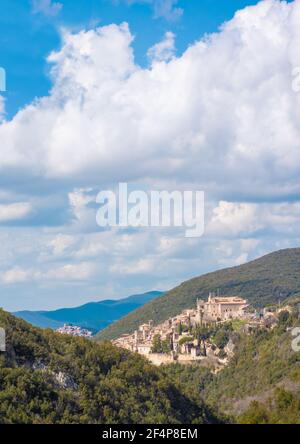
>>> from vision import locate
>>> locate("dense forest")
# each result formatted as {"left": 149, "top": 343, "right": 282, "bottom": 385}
{"left": 0, "top": 310, "right": 221, "bottom": 424}
{"left": 96, "top": 248, "right": 300, "bottom": 341}
{"left": 1, "top": 301, "right": 300, "bottom": 423}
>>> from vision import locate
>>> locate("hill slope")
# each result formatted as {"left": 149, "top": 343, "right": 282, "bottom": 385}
{"left": 96, "top": 248, "right": 300, "bottom": 341}
{"left": 14, "top": 291, "right": 162, "bottom": 332}
{"left": 0, "top": 310, "right": 220, "bottom": 424}
{"left": 162, "top": 303, "right": 300, "bottom": 424}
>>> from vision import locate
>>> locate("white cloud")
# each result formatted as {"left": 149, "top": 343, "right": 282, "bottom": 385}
{"left": 47, "top": 234, "right": 75, "bottom": 256}
{"left": 215, "top": 238, "right": 261, "bottom": 267}
{"left": 1, "top": 267, "right": 35, "bottom": 284}
{"left": 2, "top": 1, "right": 300, "bottom": 310}
{"left": 150, "top": 0, "right": 183, "bottom": 21}
{"left": 125, "top": 1, "right": 183, "bottom": 21}
{"left": 0, "top": 202, "right": 32, "bottom": 222}
{"left": 110, "top": 258, "right": 155, "bottom": 275}
{"left": 0, "top": 96, "right": 5, "bottom": 123}
{"left": 67, "top": 188, "right": 98, "bottom": 233}
{"left": 208, "top": 200, "right": 300, "bottom": 237}
{"left": 1, "top": 1, "right": 300, "bottom": 200}
{"left": 147, "top": 31, "right": 176, "bottom": 62}
{"left": 75, "top": 240, "right": 107, "bottom": 258}
{"left": 1, "top": 261, "right": 96, "bottom": 285}
{"left": 208, "top": 201, "right": 261, "bottom": 235}
{"left": 45, "top": 262, "right": 97, "bottom": 281}
{"left": 31, "top": 0, "right": 62, "bottom": 16}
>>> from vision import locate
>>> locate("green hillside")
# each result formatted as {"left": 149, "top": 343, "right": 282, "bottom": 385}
{"left": 96, "top": 248, "right": 300, "bottom": 341}
{"left": 0, "top": 310, "right": 221, "bottom": 424}
{"left": 162, "top": 304, "right": 300, "bottom": 424}
{"left": 203, "top": 310, "right": 300, "bottom": 412}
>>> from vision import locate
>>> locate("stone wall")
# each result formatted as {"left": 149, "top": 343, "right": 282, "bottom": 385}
{"left": 146, "top": 352, "right": 209, "bottom": 366}
{"left": 146, "top": 353, "right": 176, "bottom": 366}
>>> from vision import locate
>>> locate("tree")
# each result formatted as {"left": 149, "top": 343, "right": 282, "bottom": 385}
{"left": 193, "top": 325, "right": 210, "bottom": 356}
{"left": 278, "top": 310, "right": 290, "bottom": 325}
{"left": 213, "top": 330, "right": 229, "bottom": 349}
{"left": 151, "top": 334, "right": 163, "bottom": 353}
{"left": 161, "top": 338, "right": 172, "bottom": 354}
{"left": 178, "top": 336, "right": 194, "bottom": 346}
{"left": 238, "top": 401, "right": 269, "bottom": 424}
{"left": 178, "top": 322, "right": 183, "bottom": 335}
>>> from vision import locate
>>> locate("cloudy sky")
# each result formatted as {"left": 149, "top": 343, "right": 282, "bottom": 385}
{"left": 0, "top": 0, "right": 299, "bottom": 311}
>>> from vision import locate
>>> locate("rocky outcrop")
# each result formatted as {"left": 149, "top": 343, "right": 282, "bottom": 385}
{"left": 54, "top": 371, "right": 77, "bottom": 390}
{"left": 32, "top": 359, "right": 77, "bottom": 390}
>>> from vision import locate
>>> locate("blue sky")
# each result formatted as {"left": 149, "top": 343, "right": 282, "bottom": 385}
{"left": 0, "top": 0, "right": 300, "bottom": 311}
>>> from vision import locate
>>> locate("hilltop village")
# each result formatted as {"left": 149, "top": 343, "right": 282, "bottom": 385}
{"left": 56, "top": 324, "right": 93, "bottom": 338}
{"left": 113, "top": 293, "right": 290, "bottom": 367}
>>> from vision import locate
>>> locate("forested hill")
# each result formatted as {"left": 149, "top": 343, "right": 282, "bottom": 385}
{"left": 96, "top": 248, "right": 300, "bottom": 341}
{"left": 0, "top": 310, "right": 221, "bottom": 424}
{"left": 162, "top": 303, "right": 300, "bottom": 424}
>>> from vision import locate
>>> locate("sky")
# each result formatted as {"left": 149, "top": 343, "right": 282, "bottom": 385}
{"left": 0, "top": 0, "right": 300, "bottom": 311}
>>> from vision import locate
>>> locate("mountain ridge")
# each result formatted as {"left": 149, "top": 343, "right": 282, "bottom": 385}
{"left": 95, "top": 248, "right": 300, "bottom": 341}
{"left": 14, "top": 291, "right": 163, "bottom": 332}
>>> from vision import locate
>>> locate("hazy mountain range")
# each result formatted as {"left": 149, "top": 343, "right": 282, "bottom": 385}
{"left": 13, "top": 291, "right": 163, "bottom": 333}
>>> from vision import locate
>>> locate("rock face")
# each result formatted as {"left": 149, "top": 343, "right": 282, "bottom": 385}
{"left": 225, "top": 339, "right": 235, "bottom": 357}
{"left": 32, "top": 360, "right": 77, "bottom": 390}
{"left": 54, "top": 372, "right": 77, "bottom": 390}
{"left": 32, "top": 360, "right": 47, "bottom": 371}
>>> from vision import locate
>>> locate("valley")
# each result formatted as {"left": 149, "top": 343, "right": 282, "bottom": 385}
{"left": 2, "top": 248, "right": 300, "bottom": 424}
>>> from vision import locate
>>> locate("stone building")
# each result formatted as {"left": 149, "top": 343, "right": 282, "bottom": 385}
{"left": 197, "top": 293, "right": 248, "bottom": 322}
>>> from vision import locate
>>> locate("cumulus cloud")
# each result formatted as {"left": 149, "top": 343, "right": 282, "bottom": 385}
{"left": 1, "top": 0, "right": 300, "bottom": 200}
{"left": 208, "top": 201, "right": 262, "bottom": 236}
{"left": 2, "top": 0, "right": 300, "bottom": 310}
{"left": 31, "top": 0, "right": 62, "bottom": 16}
{"left": 147, "top": 31, "right": 176, "bottom": 62}
{"left": 208, "top": 200, "right": 300, "bottom": 237}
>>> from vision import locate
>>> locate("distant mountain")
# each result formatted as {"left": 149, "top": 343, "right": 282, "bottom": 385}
{"left": 14, "top": 291, "right": 163, "bottom": 333}
{"left": 95, "top": 248, "right": 300, "bottom": 341}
